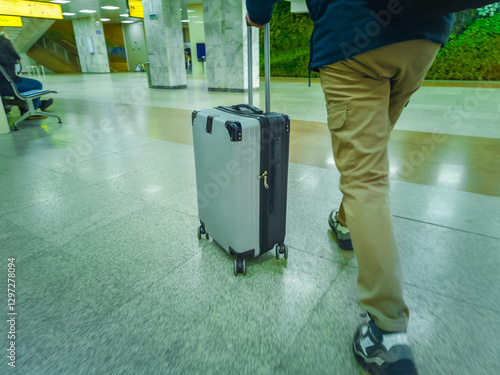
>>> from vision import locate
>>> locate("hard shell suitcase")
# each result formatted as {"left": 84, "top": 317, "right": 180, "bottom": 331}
{"left": 192, "top": 24, "right": 290, "bottom": 275}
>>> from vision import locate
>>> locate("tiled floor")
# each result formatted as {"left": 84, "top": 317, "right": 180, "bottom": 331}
{"left": 1, "top": 73, "right": 499, "bottom": 374}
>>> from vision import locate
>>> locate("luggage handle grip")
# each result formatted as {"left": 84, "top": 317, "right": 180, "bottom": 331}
{"left": 231, "top": 104, "right": 264, "bottom": 114}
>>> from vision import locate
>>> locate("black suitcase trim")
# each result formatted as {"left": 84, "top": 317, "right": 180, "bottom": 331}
{"left": 258, "top": 114, "right": 289, "bottom": 254}
{"left": 229, "top": 246, "right": 255, "bottom": 259}
{"left": 206, "top": 116, "right": 214, "bottom": 134}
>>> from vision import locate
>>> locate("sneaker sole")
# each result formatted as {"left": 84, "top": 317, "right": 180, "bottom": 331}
{"left": 352, "top": 345, "right": 418, "bottom": 375}
{"left": 328, "top": 217, "right": 354, "bottom": 251}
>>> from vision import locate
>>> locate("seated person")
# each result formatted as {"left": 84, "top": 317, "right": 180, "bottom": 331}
{"left": 0, "top": 31, "right": 53, "bottom": 115}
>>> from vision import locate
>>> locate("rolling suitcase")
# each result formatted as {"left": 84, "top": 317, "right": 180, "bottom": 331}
{"left": 192, "top": 24, "right": 290, "bottom": 276}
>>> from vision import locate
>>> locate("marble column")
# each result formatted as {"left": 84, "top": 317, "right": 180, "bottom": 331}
{"left": 0, "top": 106, "right": 10, "bottom": 134}
{"left": 143, "top": 0, "right": 187, "bottom": 89}
{"left": 203, "top": 0, "right": 259, "bottom": 92}
{"left": 73, "top": 17, "right": 110, "bottom": 73}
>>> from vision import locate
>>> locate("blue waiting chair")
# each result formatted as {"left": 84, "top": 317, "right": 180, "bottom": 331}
{"left": 0, "top": 65, "right": 61, "bottom": 130}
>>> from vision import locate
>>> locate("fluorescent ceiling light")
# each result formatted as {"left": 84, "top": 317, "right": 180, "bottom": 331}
{"left": 62, "top": 12, "right": 76, "bottom": 16}
{"left": 188, "top": 10, "right": 195, "bottom": 12}
{"left": 121, "top": 21, "right": 134, "bottom": 23}
{"left": 101, "top": 6, "right": 120, "bottom": 10}
{"left": 79, "top": 10, "right": 97, "bottom": 13}
{"left": 119, "top": 14, "right": 129, "bottom": 17}
{"left": 51, "top": 0, "right": 71, "bottom": 4}
{"left": 181, "top": 20, "right": 189, "bottom": 23}
{"left": 100, "top": 18, "right": 111, "bottom": 21}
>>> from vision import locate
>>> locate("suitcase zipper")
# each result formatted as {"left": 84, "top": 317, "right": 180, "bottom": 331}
{"left": 259, "top": 170, "right": 269, "bottom": 189}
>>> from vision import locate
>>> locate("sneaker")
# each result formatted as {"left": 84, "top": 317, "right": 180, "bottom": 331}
{"left": 328, "top": 210, "right": 353, "bottom": 250}
{"left": 353, "top": 320, "right": 418, "bottom": 375}
{"left": 40, "top": 99, "right": 53, "bottom": 111}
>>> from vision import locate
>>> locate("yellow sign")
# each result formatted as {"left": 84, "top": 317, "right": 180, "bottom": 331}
{"left": 129, "top": 0, "right": 144, "bottom": 18}
{"left": 0, "top": 15, "right": 23, "bottom": 27}
{"left": 0, "top": 0, "right": 63, "bottom": 20}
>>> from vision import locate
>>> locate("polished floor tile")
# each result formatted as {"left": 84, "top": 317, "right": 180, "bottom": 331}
{"left": 0, "top": 165, "right": 92, "bottom": 215}
{"left": 390, "top": 181, "right": 500, "bottom": 238}
{"left": 0, "top": 219, "right": 52, "bottom": 262}
{"left": 406, "top": 284, "right": 499, "bottom": 375}
{"left": 395, "top": 216, "right": 500, "bottom": 311}
{"left": 0, "top": 153, "right": 53, "bottom": 182}
{"left": 3, "top": 184, "right": 145, "bottom": 246}
{"left": 22, "top": 247, "right": 341, "bottom": 375}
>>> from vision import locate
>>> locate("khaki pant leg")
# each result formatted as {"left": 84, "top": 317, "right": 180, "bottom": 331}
{"left": 320, "top": 40, "right": 440, "bottom": 332}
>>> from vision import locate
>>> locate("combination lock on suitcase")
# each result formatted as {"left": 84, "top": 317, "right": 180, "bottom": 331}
{"left": 192, "top": 24, "right": 290, "bottom": 275}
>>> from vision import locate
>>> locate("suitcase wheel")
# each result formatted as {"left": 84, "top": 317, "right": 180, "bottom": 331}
{"left": 197, "top": 225, "right": 209, "bottom": 240}
{"left": 234, "top": 259, "right": 247, "bottom": 276}
{"left": 275, "top": 244, "right": 288, "bottom": 260}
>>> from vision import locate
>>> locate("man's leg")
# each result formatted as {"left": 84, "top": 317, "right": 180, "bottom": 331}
{"left": 320, "top": 39, "right": 440, "bottom": 374}
{"left": 15, "top": 77, "right": 43, "bottom": 109}
{"left": 321, "top": 58, "right": 408, "bottom": 331}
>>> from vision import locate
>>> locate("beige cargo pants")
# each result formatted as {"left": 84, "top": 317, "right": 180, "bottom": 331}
{"left": 320, "top": 40, "right": 441, "bottom": 332}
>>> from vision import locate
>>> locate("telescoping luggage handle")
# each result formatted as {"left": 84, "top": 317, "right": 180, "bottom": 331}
{"left": 247, "top": 23, "right": 271, "bottom": 113}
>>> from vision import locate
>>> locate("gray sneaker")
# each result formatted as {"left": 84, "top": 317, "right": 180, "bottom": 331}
{"left": 328, "top": 210, "right": 353, "bottom": 250}
{"left": 353, "top": 320, "right": 418, "bottom": 375}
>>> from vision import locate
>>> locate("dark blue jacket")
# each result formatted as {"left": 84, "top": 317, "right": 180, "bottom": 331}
{"left": 0, "top": 35, "right": 22, "bottom": 83}
{"left": 246, "top": 0, "right": 453, "bottom": 71}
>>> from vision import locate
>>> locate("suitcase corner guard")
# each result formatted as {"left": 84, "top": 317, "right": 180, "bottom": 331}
{"left": 229, "top": 246, "right": 255, "bottom": 259}
{"left": 225, "top": 121, "right": 242, "bottom": 142}
{"left": 191, "top": 110, "right": 200, "bottom": 125}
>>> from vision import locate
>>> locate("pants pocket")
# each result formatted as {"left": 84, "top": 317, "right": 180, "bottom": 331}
{"left": 326, "top": 101, "right": 349, "bottom": 131}
{"left": 327, "top": 101, "right": 355, "bottom": 174}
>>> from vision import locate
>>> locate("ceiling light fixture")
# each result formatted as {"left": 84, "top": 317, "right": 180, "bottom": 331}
{"left": 121, "top": 21, "right": 134, "bottom": 23}
{"left": 62, "top": 12, "right": 76, "bottom": 16}
{"left": 101, "top": 18, "right": 111, "bottom": 21}
{"left": 51, "top": 0, "right": 71, "bottom": 4}
{"left": 119, "top": 14, "right": 130, "bottom": 17}
{"left": 79, "top": 10, "right": 97, "bottom": 13}
{"left": 101, "top": 6, "right": 120, "bottom": 10}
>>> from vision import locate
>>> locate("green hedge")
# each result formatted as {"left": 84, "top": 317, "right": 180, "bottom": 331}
{"left": 260, "top": 1, "right": 500, "bottom": 80}
{"left": 425, "top": 13, "right": 500, "bottom": 80}
{"left": 259, "top": 1, "right": 318, "bottom": 78}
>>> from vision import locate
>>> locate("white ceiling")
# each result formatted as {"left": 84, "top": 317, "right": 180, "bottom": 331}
{"left": 27, "top": 1, "right": 303, "bottom": 24}
{"left": 36, "top": 0, "right": 203, "bottom": 23}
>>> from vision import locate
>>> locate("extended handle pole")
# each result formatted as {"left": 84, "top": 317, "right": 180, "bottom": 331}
{"left": 264, "top": 23, "right": 271, "bottom": 113}
{"left": 247, "top": 23, "right": 271, "bottom": 112}
{"left": 247, "top": 25, "right": 253, "bottom": 106}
